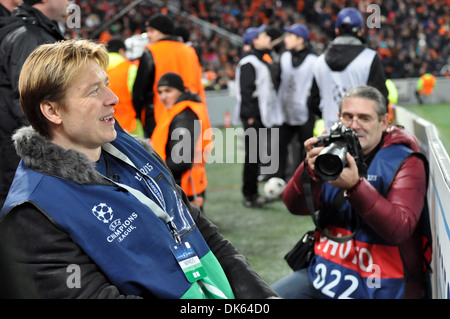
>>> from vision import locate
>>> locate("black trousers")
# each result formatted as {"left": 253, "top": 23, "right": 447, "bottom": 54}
{"left": 275, "top": 114, "right": 315, "bottom": 181}
{"left": 0, "top": 135, "right": 20, "bottom": 208}
{"left": 242, "top": 118, "right": 265, "bottom": 197}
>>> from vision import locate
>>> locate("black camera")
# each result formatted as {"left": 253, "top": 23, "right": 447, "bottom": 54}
{"left": 313, "top": 122, "right": 366, "bottom": 181}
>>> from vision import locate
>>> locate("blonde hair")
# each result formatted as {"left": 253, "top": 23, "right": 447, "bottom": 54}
{"left": 19, "top": 39, "right": 109, "bottom": 138}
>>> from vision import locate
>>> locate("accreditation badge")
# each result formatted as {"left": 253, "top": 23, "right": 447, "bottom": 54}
{"left": 171, "top": 241, "right": 207, "bottom": 283}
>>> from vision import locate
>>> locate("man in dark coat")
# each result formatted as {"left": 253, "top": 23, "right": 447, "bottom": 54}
{"left": 0, "top": 0, "right": 67, "bottom": 208}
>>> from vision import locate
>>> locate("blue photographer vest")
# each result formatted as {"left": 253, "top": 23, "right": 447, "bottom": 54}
{"left": 1, "top": 127, "right": 234, "bottom": 299}
{"left": 309, "top": 144, "right": 428, "bottom": 299}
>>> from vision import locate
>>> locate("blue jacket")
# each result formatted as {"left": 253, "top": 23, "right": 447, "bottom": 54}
{"left": 310, "top": 144, "right": 430, "bottom": 298}
{"left": 0, "top": 124, "right": 277, "bottom": 299}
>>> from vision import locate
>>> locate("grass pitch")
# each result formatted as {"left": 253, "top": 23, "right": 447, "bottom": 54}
{"left": 203, "top": 127, "right": 313, "bottom": 286}
{"left": 404, "top": 103, "right": 450, "bottom": 153}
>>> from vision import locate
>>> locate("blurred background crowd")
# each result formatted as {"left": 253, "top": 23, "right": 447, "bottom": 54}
{"left": 66, "top": 0, "right": 449, "bottom": 91}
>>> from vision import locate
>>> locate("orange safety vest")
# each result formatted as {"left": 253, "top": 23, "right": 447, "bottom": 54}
{"left": 107, "top": 60, "right": 137, "bottom": 133}
{"left": 418, "top": 73, "right": 436, "bottom": 95}
{"left": 146, "top": 41, "right": 206, "bottom": 126}
{"left": 151, "top": 100, "right": 212, "bottom": 204}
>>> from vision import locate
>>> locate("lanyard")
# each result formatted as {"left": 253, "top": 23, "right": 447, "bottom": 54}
{"left": 101, "top": 143, "right": 181, "bottom": 244}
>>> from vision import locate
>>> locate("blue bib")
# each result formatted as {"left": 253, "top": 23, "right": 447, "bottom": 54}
{"left": 310, "top": 144, "right": 427, "bottom": 299}
{"left": 1, "top": 127, "right": 233, "bottom": 298}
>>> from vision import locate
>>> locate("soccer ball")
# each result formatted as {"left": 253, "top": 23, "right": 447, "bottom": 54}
{"left": 263, "top": 177, "right": 286, "bottom": 200}
{"left": 92, "top": 203, "right": 114, "bottom": 223}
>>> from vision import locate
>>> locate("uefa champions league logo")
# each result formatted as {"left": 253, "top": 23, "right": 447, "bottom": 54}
{"left": 92, "top": 203, "right": 114, "bottom": 223}
{"left": 91, "top": 203, "right": 138, "bottom": 242}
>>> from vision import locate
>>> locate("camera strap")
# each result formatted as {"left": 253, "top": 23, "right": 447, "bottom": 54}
{"left": 302, "top": 166, "right": 359, "bottom": 243}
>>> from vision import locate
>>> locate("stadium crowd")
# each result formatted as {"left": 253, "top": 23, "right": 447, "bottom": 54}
{"left": 66, "top": 0, "right": 449, "bottom": 89}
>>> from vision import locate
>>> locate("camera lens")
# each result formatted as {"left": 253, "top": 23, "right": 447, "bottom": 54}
{"left": 316, "top": 153, "right": 343, "bottom": 175}
{"left": 315, "top": 143, "right": 347, "bottom": 181}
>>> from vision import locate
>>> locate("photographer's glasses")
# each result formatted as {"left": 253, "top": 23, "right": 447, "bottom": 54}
{"left": 340, "top": 113, "right": 378, "bottom": 126}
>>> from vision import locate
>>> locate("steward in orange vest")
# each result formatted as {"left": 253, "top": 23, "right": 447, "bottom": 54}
{"left": 415, "top": 73, "right": 436, "bottom": 104}
{"left": 132, "top": 14, "right": 206, "bottom": 138}
{"left": 417, "top": 73, "right": 436, "bottom": 95}
{"left": 151, "top": 73, "right": 212, "bottom": 209}
{"left": 107, "top": 39, "right": 142, "bottom": 136}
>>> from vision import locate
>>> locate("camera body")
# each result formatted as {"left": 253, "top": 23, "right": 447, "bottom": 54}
{"left": 314, "top": 122, "right": 366, "bottom": 181}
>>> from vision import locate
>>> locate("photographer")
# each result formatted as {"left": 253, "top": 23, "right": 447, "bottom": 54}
{"left": 272, "top": 86, "right": 431, "bottom": 299}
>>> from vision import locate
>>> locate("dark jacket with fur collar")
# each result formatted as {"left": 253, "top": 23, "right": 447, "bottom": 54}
{"left": 0, "top": 126, "right": 278, "bottom": 299}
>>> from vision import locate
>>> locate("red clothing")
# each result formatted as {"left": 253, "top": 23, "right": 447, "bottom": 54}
{"left": 282, "top": 126, "right": 428, "bottom": 298}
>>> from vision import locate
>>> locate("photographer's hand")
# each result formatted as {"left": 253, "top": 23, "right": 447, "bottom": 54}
{"left": 304, "top": 137, "right": 323, "bottom": 172}
{"left": 328, "top": 152, "right": 360, "bottom": 190}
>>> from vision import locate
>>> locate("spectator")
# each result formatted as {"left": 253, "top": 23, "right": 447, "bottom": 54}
{"left": 59, "top": 1, "right": 448, "bottom": 87}
{"left": 132, "top": 13, "right": 206, "bottom": 138}
{"left": 106, "top": 38, "right": 143, "bottom": 137}
{"left": 272, "top": 85, "right": 431, "bottom": 299}
{"left": 151, "top": 72, "right": 212, "bottom": 211}
{"left": 0, "top": 39, "right": 279, "bottom": 299}
{"left": 0, "top": 0, "right": 67, "bottom": 208}
{"left": 173, "top": 25, "right": 191, "bottom": 45}
{"left": 307, "top": 7, "right": 389, "bottom": 133}
{"left": 63, "top": 1, "right": 448, "bottom": 86}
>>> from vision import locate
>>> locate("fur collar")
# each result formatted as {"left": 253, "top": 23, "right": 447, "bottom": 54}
{"left": 13, "top": 126, "right": 107, "bottom": 184}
